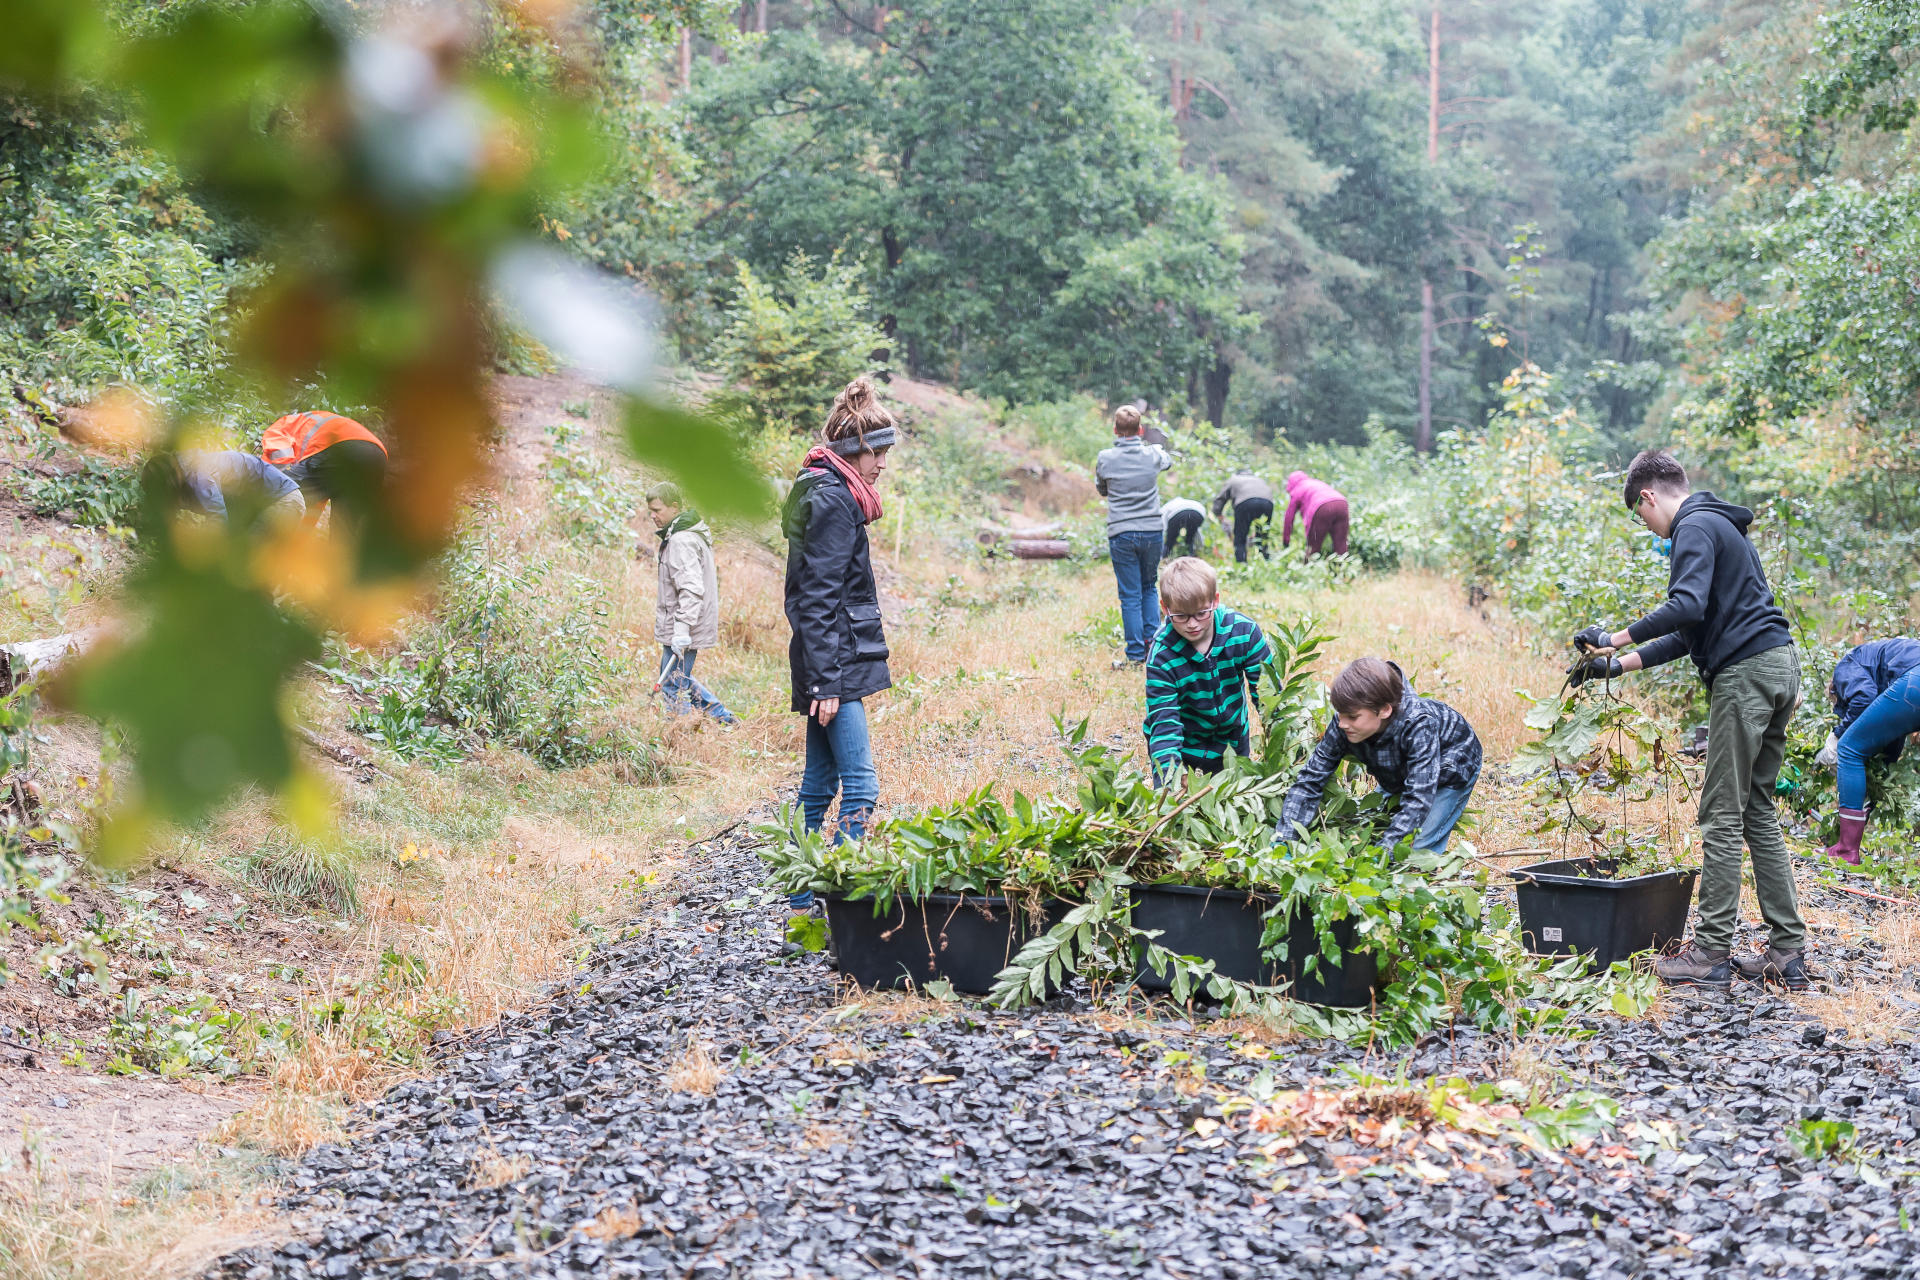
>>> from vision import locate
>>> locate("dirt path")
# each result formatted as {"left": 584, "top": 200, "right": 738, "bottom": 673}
{"left": 0, "top": 1067, "right": 254, "bottom": 1185}
{"left": 203, "top": 832, "right": 1920, "bottom": 1280}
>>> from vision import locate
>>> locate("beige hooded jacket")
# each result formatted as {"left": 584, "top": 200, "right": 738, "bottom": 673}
{"left": 654, "top": 517, "right": 721, "bottom": 651}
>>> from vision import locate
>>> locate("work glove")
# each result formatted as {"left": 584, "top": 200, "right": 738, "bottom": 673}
{"left": 1814, "top": 732, "right": 1839, "bottom": 768}
{"left": 1567, "top": 654, "right": 1624, "bottom": 687}
{"left": 671, "top": 627, "right": 692, "bottom": 655}
{"left": 1572, "top": 625, "right": 1614, "bottom": 653}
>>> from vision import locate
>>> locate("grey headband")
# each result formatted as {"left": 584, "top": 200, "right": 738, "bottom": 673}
{"left": 827, "top": 426, "right": 897, "bottom": 456}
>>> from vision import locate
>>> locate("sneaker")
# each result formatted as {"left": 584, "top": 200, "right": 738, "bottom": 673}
{"left": 1110, "top": 657, "right": 1146, "bottom": 670}
{"left": 1732, "top": 945, "right": 1811, "bottom": 991}
{"left": 1655, "top": 943, "right": 1733, "bottom": 989}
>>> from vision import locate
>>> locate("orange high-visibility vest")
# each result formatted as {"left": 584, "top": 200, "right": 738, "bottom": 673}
{"left": 260, "top": 412, "right": 387, "bottom": 467}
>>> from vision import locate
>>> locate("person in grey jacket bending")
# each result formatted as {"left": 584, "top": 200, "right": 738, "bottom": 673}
{"left": 1095, "top": 405, "right": 1172, "bottom": 666}
{"left": 1279, "top": 658, "right": 1483, "bottom": 854}
{"left": 1211, "top": 469, "right": 1275, "bottom": 562}
{"left": 649, "top": 481, "right": 736, "bottom": 725}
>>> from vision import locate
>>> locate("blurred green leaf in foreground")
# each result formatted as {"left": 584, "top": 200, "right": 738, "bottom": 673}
{"left": 1, "top": 0, "right": 767, "bottom": 856}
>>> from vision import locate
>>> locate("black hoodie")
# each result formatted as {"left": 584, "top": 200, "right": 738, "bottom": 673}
{"left": 1626, "top": 492, "right": 1792, "bottom": 685}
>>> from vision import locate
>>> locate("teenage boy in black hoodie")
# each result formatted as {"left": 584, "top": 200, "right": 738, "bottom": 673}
{"left": 1569, "top": 451, "right": 1807, "bottom": 990}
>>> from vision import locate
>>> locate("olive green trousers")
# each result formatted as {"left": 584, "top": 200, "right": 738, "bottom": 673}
{"left": 1693, "top": 645, "right": 1805, "bottom": 953}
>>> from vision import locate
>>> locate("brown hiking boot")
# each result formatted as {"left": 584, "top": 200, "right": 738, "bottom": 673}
{"left": 1655, "top": 944, "right": 1732, "bottom": 989}
{"left": 1732, "top": 946, "right": 1811, "bottom": 991}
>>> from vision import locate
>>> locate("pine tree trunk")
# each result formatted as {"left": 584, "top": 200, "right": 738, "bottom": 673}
{"left": 1416, "top": 3, "right": 1440, "bottom": 453}
{"left": 678, "top": 28, "right": 693, "bottom": 90}
{"left": 1170, "top": 9, "right": 1185, "bottom": 119}
{"left": 1203, "top": 355, "right": 1231, "bottom": 428}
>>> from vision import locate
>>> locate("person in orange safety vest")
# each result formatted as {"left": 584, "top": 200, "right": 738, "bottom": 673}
{"left": 260, "top": 412, "right": 388, "bottom": 533}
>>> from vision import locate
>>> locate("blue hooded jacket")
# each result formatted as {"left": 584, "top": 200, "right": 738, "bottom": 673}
{"left": 1831, "top": 638, "right": 1920, "bottom": 742}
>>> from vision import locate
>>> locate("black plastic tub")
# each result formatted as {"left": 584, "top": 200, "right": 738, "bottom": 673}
{"left": 1130, "top": 884, "right": 1379, "bottom": 1008}
{"left": 822, "top": 893, "right": 1068, "bottom": 995}
{"left": 1509, "top": 858, "right": 1699, "bottom": 970}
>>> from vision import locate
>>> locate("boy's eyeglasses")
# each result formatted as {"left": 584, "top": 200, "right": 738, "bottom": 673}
{"left": 1167, "top": 610, "right": 1212, "bottom": 624}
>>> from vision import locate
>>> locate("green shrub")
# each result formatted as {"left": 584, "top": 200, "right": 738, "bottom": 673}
{"left": 999, "top": 396, "right": 1112, "bottom": 464}
{"left": 9, "top": 455, "right": 141, "bottom": 528}
{"left": 0, "top": 113, "right": 254, "bottom": 407}
{"left": 544, "top": 418, "right": 642, "bottom": 547}
{"left": 710, "top": 252, "right": 888, "bottom": 434}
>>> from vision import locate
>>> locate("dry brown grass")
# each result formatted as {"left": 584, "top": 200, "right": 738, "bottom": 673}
{"left": 1798, "top": 899, "right": 1920, "bottom": 1039}
{"left": 664, "top": 1038, "right": 724, "bottom": 1095}
{"left": 578, "top": 1202, "right": 644, "bottom": 1240}
{"left": 0, "top": 1162, "right": 282, "bottom": 1280}
{"left": 815, "top": 1038, "right": 874, "bottom": 1065}
{"left": 829, "top": 989, "right": 964, "bottom": 1025}
{"left": 211, "top": 1090, "right": 344, "bottom": 1159}
{"left": 798, "top": 1122, "right": 848, "bottom": 1151}
{"left": 265, "top": 811, "right": 674, "bottom": 1102}
{"left": 466, "top": 1145, "right": 531, "bottom": 1191}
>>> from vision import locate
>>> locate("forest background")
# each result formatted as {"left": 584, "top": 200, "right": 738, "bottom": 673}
{"left": 3, "top": 0, "right": 1920, "bottom": 1270}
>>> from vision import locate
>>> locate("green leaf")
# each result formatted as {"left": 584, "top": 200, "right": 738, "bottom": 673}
{"left": 621, "top": 398, "right": 770, "bottom": 522}
{"left": 59, "top": 550, "right": 318, "bottom": 838}
{"left": 785, "top": 913, "right": 828, "bottom": 954}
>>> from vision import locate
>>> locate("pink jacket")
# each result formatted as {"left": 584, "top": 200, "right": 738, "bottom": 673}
{"left": 1282, "top": 471, "right": 1346, "bottom": 546}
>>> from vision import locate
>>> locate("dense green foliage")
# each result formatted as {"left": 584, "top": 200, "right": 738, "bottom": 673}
{"left": 710, "top": 253, "right": 888, "bottom": 433}
{"left": 654, "top": 0, "right": 1247, "bottom": 405}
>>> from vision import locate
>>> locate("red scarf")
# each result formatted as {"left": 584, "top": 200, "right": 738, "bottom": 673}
{"left": 802, "top": 445, "right": 884, "bottom": 523}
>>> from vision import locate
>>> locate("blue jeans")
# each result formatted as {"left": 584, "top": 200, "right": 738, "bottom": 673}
{"left": 1108, "top": 531, "right": 1163, "bottom": 662}
{"left": 1837, "top": 670, "right": 1920, "bottom": 810}
{"left": 659, "top": 647, "right": 735, "bottom": 722}
{"left": 1411, "top": 771, "right": 1480, "bottom": 852}
{"left": 790, "top": 699, "right": 879, "bottom": 908}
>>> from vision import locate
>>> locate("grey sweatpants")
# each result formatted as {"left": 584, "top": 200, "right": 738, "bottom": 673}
{"left": 1693, "top": 645, "right": 1805, "bottom": 953}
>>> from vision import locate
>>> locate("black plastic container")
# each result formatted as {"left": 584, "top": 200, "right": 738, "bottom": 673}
{"left": 1129, "top": 883, "right": 1379, "bottom": 1008}
{"left": 822, "top": 893, "right": 1067, "bottom": 995}
{"left": 1508, "top": 858, "right": 1699, "bottom": 970}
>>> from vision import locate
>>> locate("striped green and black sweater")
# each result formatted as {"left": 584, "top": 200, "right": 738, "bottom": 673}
{"left": 1143, "top": 607, "right": 1272, "bottom": 771}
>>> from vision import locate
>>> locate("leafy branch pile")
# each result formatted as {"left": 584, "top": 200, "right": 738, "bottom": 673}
{"left": 761, "top": 623, "right": 1653, "bottom": 1046}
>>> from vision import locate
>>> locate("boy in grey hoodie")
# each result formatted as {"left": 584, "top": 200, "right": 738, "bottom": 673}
{"left": 649, "top": 482, "right": 738, "bottom": 724}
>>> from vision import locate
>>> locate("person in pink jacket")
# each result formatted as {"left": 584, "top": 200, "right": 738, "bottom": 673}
{"left": 1282, "top": 471, "right": 1350, "bottom": 558}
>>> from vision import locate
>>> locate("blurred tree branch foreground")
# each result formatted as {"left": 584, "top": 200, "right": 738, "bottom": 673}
{"left": 0, "top": 0, "right": 765, "bottom": 858}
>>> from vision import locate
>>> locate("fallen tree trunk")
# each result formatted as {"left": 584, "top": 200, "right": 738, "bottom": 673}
{"left": 0, "top": 628, "right": 105, "bottom": 694}
{"left": 1008, "top": 539, "right": 1071, "bottom": 560}
{"left": 976, "top": 520, "right": 1066, "bottom": 546}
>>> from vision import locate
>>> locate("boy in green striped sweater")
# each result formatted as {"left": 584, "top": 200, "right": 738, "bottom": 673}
{"left": 1143, "top": 557, "right": 1273, "bottom": 782}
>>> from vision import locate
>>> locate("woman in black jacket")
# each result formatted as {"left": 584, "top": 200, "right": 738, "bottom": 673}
{"left": 783, "top": 377, "right": 896, "bottom": 908}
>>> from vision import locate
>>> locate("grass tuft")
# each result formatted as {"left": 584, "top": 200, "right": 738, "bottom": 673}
{"left": 241, "top": 835, "right": 360, "bottom": 914}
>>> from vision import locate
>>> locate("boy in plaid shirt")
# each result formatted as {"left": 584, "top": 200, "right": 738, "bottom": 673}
{"left": 1142, "top": 558, "right": 1272, "bottom": 782}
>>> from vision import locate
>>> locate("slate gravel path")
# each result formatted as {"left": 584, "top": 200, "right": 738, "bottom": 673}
{"left": 212, "top": 835, "right": 1920, "bottom": 1280}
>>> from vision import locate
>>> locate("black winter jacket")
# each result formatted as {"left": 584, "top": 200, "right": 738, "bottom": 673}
{"left": 1279, "top": 665, "right": 1483, "bottom": 846}
{"left": 1831, "top": 638, "right": 1920, "bottom": 743}
{"left": 783, "top": 467, "right": 892, "bottom": 712}
{"left": 1626, "top": 492, "right": 1792, "bottom": 685}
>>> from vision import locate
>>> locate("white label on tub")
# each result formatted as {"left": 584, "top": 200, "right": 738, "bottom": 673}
{"left": 1542, "top": 927, "right": 1564, "bottom": 942}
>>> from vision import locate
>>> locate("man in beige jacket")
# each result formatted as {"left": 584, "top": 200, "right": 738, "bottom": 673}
{"left": 648, "top": 482, "right": 738, "bottom": 724}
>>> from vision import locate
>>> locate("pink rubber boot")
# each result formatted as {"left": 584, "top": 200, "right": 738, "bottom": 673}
{"left": 1823, "top": 808, "right": 1867, "bottom": 866}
